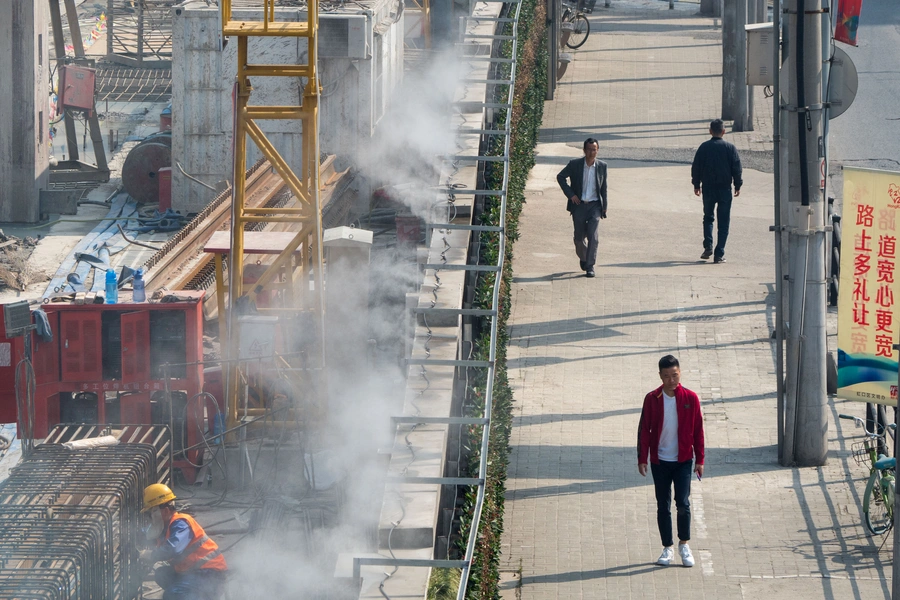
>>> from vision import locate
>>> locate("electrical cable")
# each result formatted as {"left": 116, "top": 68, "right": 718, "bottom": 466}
{"left": 181, "top": 391, "right": 230, "bottom": 508}
{"left": 379, "top": 490, "right": 407, "bottom": 599}
{"left": 14, "top": 343, "right": 36, "bottom": 456}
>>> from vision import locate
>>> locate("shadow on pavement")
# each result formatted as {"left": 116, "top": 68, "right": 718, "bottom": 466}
{"left": 508, "top": 336, "right": 770, "bottom": 365}
{"left": 603, "top": 259, "right": 707, "bottom": 268}
{"left": 569, "top": 73, "right": 720, "bottom": 86}
{"left": 512, "top": 392, "right": 775, "bottom": 429}
{"left": 505, "top": 445, "right": 788, "bottom": 492}
{"left": 508, "top": 311, "right": 768, "bottom": 350}
{"left": 512, "top": 272, "right": 583, "bottom": 283}
{"left": 512, "top": 563, "right": 659, "bottom": 587}
{"left": 511, "top": 299, "right": 763, "bottom": 324}
{"left": 599, "top": 22, "right": 719, "bottom": 34}
{"left": 593, "top": 42, "right": 721, "bottom": 52}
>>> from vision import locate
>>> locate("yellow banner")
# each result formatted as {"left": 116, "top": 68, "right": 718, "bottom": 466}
{"left": 837, "top": 167, "right": 900, "bottom": 405}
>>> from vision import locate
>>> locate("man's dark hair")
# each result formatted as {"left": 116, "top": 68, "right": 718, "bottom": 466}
{"left": 658, "top": 355, "right": 680, "bottom": 371}
{"left": 709, "top": 119, "right": 725, "bottom": 134}
{"left": 583, "top": 137, "right": 599, "bottom": 150}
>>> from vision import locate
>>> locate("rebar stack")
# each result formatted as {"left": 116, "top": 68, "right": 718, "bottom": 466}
{"left": 0, "top": 426, "right": 170, "bottom": 599}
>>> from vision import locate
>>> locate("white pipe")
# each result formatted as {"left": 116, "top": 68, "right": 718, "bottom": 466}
{"left": 62, "top": 435, "right": 119, "bottom": 450}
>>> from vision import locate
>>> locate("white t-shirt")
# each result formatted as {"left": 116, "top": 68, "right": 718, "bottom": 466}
{"left": 657, "top": 391, "right": 679, "bottom": 461}
{"left": 582, "top": 160, "right": 599, "bottom": 202}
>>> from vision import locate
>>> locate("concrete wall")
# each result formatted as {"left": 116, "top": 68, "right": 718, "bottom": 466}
{"left": 171, "top": 2, "right": 404, "bottom": 214}
{"left": 0, "top": 0, "right": 49, "bottom": 223}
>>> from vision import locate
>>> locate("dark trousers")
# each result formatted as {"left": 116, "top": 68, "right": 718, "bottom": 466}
{"left": 570, "top": 201, "right": 602, "bottom": 267}
{"left": 702, "top": 188, "right": 733, "bottom": 259}
{"left": 155, "top": 565, "right": 227, "bottom": 600}
{"left": 650, "top": 460, "right": 692, "bottom": 547}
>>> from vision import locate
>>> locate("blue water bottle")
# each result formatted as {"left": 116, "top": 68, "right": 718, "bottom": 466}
{"left": 132, "top": 268, "right": 146, "bottom": 302}
{"left": 105, "top": 269, "right": 118, "bottom": 304}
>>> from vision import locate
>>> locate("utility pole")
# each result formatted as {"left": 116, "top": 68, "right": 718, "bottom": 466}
{"left": 782, "top": 0, "right": 827, "bottom": 466}
{"left": 721, "top": 0, "right": 738, "bottom": 120}
{"left": 722, "top": 0, "right": 749, "bottom": 128}
{"left": 733, "top": 0, "right": 749, "bottom": 131}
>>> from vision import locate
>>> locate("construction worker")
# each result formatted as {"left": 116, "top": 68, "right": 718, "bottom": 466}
{"left": 141, "top": 483, "right": 228, "bottom": 600}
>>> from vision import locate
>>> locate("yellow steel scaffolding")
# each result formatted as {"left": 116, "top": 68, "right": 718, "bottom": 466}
{"left": 219, "top": 0, "right": 325, "bottom": 432}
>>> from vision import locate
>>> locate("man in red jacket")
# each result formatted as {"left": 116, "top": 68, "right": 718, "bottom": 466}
{"left": 638, "top": 355, "right": 705, "bottom": 568}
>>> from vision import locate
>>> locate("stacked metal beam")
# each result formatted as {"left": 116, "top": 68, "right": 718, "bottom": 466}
{"left": 0, "top": 426, "right": 169, "bottom": 599}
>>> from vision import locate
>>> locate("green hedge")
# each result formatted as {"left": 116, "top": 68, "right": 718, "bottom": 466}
{"left": 453, "top": 0, "right": 548, "bottom": 596}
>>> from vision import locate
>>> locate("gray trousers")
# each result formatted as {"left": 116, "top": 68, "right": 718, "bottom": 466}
{"left": 571, "top": 201, "right": 603, "bottom": 268}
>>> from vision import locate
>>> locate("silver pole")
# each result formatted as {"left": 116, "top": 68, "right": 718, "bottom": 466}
{"left": 773, "top": 0, "right": 785, "bottom": 463}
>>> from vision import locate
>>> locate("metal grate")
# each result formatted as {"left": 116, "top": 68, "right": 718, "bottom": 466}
{"left": 107, "top": 0, "right": 174, "bottom": 65}
{"left": 0, "top": 431, "right": 168, "bottom": 600}
{"left": 670, "top": 314, "right": 730, "bottom": 322}
{"left": 95, "top": 66, "right": 172, "bottom": 103}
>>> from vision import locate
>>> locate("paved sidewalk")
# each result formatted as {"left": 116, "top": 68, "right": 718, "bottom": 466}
{"left": 500, "top": 1, "right": 892, "bottom": 598}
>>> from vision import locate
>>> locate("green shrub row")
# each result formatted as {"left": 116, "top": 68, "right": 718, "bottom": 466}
{"left": 450, "top": 0, "right": 549, "bottom": 596}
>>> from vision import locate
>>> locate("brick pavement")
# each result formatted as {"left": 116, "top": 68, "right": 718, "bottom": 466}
{"left": 499, "top": 1, "right": 892, "bottom": 598}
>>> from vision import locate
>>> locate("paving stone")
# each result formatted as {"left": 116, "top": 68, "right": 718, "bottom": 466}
{"left": 500, "top": 0, "right": 890, "bottom": 598}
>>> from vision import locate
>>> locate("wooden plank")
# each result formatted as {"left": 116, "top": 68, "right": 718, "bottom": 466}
{"left": 203, "top": 231, "right": 305, "bottom": 255}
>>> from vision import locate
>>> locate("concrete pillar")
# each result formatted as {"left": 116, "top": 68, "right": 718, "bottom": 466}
{"left": 732, "top": 0, "right": 750, "bottom": 131}
{"left": 323, "top": 226, "right": 374, "bottom": 398}
{"left": 0, "top": 0, "right": 49, "bottom": 223}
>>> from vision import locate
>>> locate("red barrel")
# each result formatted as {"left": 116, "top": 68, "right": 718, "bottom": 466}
{"left": 157, "top": 167, "right": 172, "bottom": 211}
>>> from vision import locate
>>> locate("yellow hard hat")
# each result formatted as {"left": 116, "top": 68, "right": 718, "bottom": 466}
{"left": 142, "top": 483, "right": 176, "bottom": 512}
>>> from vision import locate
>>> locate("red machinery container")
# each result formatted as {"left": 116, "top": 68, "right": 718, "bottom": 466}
{"left": 0, "top": 316, "right": 58, "bottom": 424}
{"left": 157, "top": 166, "right": 173, "bottom": 211}
{"left": 58, "top": 65, "right": 96, "bottom": 115}
{"left": 0, "top": 292, "right": 216, "bottom": 483}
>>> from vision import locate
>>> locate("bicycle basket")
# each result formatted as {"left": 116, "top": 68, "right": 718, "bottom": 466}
{"left": 851, "top": 439, "right": 874, "bottom": 467}
{"left": 583, "top": 0, "right": 597, "bottom": 13}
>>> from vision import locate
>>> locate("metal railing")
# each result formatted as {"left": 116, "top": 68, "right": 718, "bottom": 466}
{"left": 353, "top": 0, "right": 523, "bottom": 597}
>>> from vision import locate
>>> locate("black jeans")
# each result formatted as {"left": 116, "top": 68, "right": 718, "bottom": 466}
{"left": 650, "top": 460, "right": 692, "bottom": 547}
{"left": 702, "top": 188, "right": 733, "bottom": 258}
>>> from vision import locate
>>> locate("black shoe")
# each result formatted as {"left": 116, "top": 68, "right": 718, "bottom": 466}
{"left": 700, "top": 249, "right": 713, "bottom": 260}
{"left": 714, "top": 256, "right": 726, "bottom": 264}
{"left": 579, "top": 260, "right": 587, "bottom": 271}
{"left": 586, "top": 269, "right": 596, "bottom": 278}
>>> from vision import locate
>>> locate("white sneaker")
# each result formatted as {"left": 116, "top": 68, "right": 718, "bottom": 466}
{"left": 657, "top": 546, "right": 675, "bottom": 566}
{"left": 679, "top": 543, "right": 695, "bottom": 567}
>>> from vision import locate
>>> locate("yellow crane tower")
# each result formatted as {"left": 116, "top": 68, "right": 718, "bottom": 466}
{"left": 218, "top": 0, "right": 324, "bottom": 432}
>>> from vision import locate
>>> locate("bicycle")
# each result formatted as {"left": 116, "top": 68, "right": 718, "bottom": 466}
{"left": 840, "top": 413, "right": 896, "bottom": 535}
{"left": 561, "top": 0, "right": 594, "bottom": 50}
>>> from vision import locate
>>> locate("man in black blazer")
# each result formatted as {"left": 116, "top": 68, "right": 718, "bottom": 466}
{"left": 556, "top": 138, "right": 608, "bottom": 277}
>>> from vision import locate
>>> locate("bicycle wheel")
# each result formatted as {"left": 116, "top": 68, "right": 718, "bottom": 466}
{"left": 566, "top": 14, "right": 590, "bottom": 49}
{"left": 864, "top": 469, "right": 894, "bottom": 535}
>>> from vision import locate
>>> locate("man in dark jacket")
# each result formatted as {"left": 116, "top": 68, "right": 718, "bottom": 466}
{"left": 691, "top": 119, "right": 742, "bottom": 263}
{"left": 556, "top": 138, "right": 608, "bottom": 278}
{"left": 638, "top": 355, "right": 705, "bottom": 568}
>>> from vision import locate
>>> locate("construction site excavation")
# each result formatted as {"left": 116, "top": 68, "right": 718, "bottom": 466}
{"left": 0, "top": 0, "right": 517, "bottom": 597}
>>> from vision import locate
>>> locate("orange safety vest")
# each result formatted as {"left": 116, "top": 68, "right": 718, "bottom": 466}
{"left": 158, "top": 512, "right": 228, "bottom": 573}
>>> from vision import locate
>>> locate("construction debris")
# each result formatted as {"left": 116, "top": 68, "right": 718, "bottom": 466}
{"left": 0, "top": 230, "right": 40, "bottom": 291}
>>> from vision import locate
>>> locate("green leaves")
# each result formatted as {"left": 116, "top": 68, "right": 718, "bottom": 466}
{"left": 455, "top": 0, "right": 549, "bottom": 597}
